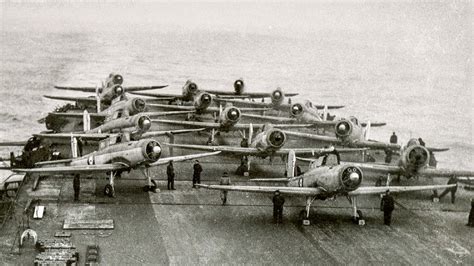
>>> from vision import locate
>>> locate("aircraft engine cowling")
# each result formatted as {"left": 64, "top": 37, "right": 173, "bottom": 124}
{"left": 403, "top": 145, "right": 430, "bottom": 170}
{"left": 339, "top": 166, "right": 363, "bottom": 192}
{"left": 233, "top": 79, "right": 245, "bottom": 95}
{"left": 135, "top": 115, "right": 152, "bottom": 132}
{"left": 219, "top": 107, "right": 241, "bottom": 128}
{"left": 106, "top": 73, "right": 124, "bottom": 88}
{"left": 182, "top": 80, "right": 199, "bottom": 100}
{"left": 335, "top": 120, "right": 353, "bottom": 139}
{"left": 290, "top": 103, "right": 304, "bottom": 118}
{"left": 142, "top": 140, "right": 162, "bottom": 162}
{"left": 193, "top": 92, "right": 212, "bottom": 111}
{"left": 124, "top": 98, "right": 147, "bottom": 115}
{"left": 266, "top": 129, "right": 286, "bottom": 149}
{"left": 271, "top": 87, "right": 284, "bottom": 106}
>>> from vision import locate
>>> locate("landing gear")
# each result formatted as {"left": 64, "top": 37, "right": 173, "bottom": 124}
{"left": 104, "top": 172, "right": 116, "bottom": 198}
{"left": 142, "top": 168, "right": 159, "bottom": 193}
{"left": 349, "top": 196, "right": 365, "bottom": 226}
{"left": 300, "top": 197, "right": 315, "bottom": 226}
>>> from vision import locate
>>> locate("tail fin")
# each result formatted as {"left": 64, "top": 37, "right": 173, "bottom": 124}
{"left": 70, "top": 134, "right": 78, "bottom": 158}
{"left": 248, "top": 123, "right": 253, "bottom": 144}
{"left": 83, "top": 110, "right": 91, "bottom": 132}
{"left": 287, "top": 150, "right": 296, "bottom": 178}
{"left": 95, "top": 84, "right": 101, "bottom": 113}
{"left": 322, "top": 105, "right": 328, "bottom": 121}
{"left": 364, "top": 120, "right": 371, "bottom": 141}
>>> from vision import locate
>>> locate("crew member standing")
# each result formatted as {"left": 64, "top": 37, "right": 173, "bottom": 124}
{"left": 273, "top": 190, "right": 285, "bottom": 224}
{"left": 73, "top": 174, "right": 80, "bottom": 201}
{"left": 167, "top": 161, "right": 175, "bottom": 190}
{"left": 220, "top": 172, "right": 230, "bottom": 205}
{"left": 390, "top": 132, "right": 398, "bottom": 144}
{"left": 192, "top": 160, "right": 203, "bottom": 188}
{"left": 467, "top": 199, "right": 474, "bottom": 227}
{"left": 381, "top": 190, "right": 395, "bottom": 226}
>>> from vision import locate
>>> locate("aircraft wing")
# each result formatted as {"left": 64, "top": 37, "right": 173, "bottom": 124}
{"left": 44, "top": 95, "right": 98, "bottom": 104}
{"left": 129, "top": 91, "right": 180, "bottom": 99}
{"left": 164, "top": 143, "right": 263, "bottom": 155}
{"left": 196, "top": 184, "right": 324, "bottom": 196}
{"left": 277, "top": 147, "right": 335, "bottom": 156}
{"left": 348, "top": 184, "right": 456, "bottom": 196}
{"left": 53, "top": 86, "right": 98, "bottom": 92}
{"left": 206, "top": 90, "right": 298, "bottom": 98}
{"left": 12, "top": 163, "right": 129, "bottom": 174}
{"left": 153, "top": 119, "right": 222, "bottom": 129}
{"left": 147, "top": 103, "right": 196, "bottom": 111}
{"left": 54, "top": 85, "right": 168, "bottom": 93}
{"left": 0, "top": 141, "right": 27, "bottom": 146}
{"left": 360, "top": 122, "right": 386, "bottom": 127}
{"left": 33, "top": 133, "right": 114, "bottom": 141}
{"left": 283, "top": 130, "right": 341, "bottom": 143}
{"left": 417, "top": 167, "right": 474, "bottom": 178}
{"left": 241, "top": 113, "right": 297, "bottom": 123}
{"left": 140, "top": 128, "right": 205, "bottom": 138}
{"left": 148, "top": 151, "right": 221, "bottom": 166}
{"left": 141, "top": 110, "right": 194, "bottom": 117}
{"left": 214, "top": 98, "right": 344, "bottom": 110}
{"left": 340, "top": 162, "right": 403, "bottom": 175}
{"left": 122, "top": 85, "right": 168, "bottom": 91}
{"left": 426, "top": 147, "right": 450, "bottom": 152}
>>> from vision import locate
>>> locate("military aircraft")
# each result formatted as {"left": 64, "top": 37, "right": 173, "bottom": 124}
{"left": 163, "top": 123, "right": 364, "bottom": 174}
{"left": 131, "top": 79, "right": 299, "bottom": 101}
{"left": 213, "top": 93, "right": 344, "bottom": 113}
{"left": 280, "top": 117, "right": 399, "bottom": 151}
{"left": 327, "top": 139, "right": 469, "bottom": 185}
{"left": 196, "top": 150, "right": 456, "bottom": 225}
{"left": 1, "top": 111, "right": 205, "bottom": 168}
{"left": 153, "top": 106, "right": 320, "bottom": 145}
{"left": 13, "top": 138, "right": 221, "bottom": 197}
{"left": 50, "top": 73, "right": 168, "bottom": 107}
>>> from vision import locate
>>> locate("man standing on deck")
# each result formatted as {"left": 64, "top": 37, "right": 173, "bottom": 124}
{"left": 220, "top": 172, "right": 230, "bottom": 205}
{"left": 438, "top": 176, "right": 458, "bottom": 204}
{"left": 467, "top": 199, "right": 474, "bottom": 227}
{"left": 73, "top": 174, "right": 80, "bottom": 201}
{"left": 381, "top": 190, "right": 395, "bottom": 226}
{"left": 390, "top": 132, "right": 398, "bottom": 144}
{"left": 167, "top": 161, "right": 175, "bottom": 190}
{"left": 192, "top": 160, "right": 203, "bottom": 188}
{"left": 273, "top": 190, "right": 285, "bottom": 224}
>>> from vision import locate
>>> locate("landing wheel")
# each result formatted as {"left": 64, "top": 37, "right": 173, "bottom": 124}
{"left": 299, "top": 210, "right": 311, "bottom": 225}
{"left": 354, "top": 210, "right": 365, "bottom": 226}
{"left": 430, "top": 195, "right": 439, "bottom": 203}
{"left": 104, "top": 184, "right": 114, "bottom": 198}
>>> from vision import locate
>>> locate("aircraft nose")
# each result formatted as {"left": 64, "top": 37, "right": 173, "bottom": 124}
{"left": 338, "top": 124, "right": 346, "bottom": 132}
{"left": 349, "top": 172, "right": 359, "bottom": 182}
{"left": 116, "top": 86, "right": 123, "bottom": 95}
{"left": 153, "top": 145, "right": 161, "bottom": 155}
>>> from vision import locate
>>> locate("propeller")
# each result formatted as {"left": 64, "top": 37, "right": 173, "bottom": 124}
{"left": 290, "top": 103, "right": 304, "bottom": 117}
{"left": 137, "top": 116, "right": 152, "bottom": 131}
{"left": 113, "top": 85, "right": 124, "bottom": 97}
{"left": 335, "top": 120, "right": 352, "bottom": 138}
{"left": 340, "top": 166, "right": 363, "bottom": 191}
{"left": 226, "top": 107, "right": 241, "bottom": 122}
{"left": 145, "top": 141, "right": 162, "bottom": 160}
{"left": 267, "top": 130, "right": 286, "bottom": 148}
{"left": 132, "top": 98, "right": 147, "bottom": 113}
{"left": 113, "top": 74, "right": 123, "bottom": 85}
{"left": 407, "top": 146, "right": 429, "bottom": 166}
{"left": 271, "top": 87, "right": 284, "bottom": 105}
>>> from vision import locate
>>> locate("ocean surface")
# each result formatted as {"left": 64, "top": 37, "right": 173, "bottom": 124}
{"left": 0, "top": 1, "right": 472, "bottom": 170}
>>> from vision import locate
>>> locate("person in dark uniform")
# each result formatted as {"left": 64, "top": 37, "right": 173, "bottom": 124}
{"left": 220, "top": 172, "right": 230, "bottom": 205}
{"left": 381, "top": 190, "right": 395, "bottom": 225}
{"left": 418, "top": 138, "right": 426, "bottom": 146}
{"left": 390, "top": 132, "right": 398, "bottom": 144}
{"left": 192, "top": 160, "right": 203, "bottom": 188}
{"left": 73, "top": 174, "right": 80, "bottom": 201}
{"left": 272, "top": 190, "right": 285, "bottom": 224}
{"left": 438, "top": 176, "right": 458, "bottom": 203}
{"left": 167, "top": 161, "right": 175, "bottom": 190}
{"left": 467, "top": 199, "right": 474, "bottom": 227}
{"left": 385, "top": 149, "right": 393, "bottom": 164}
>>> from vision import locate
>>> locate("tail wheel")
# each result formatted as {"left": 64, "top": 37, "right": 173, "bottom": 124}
{"left": 104, "top": 184, "right": 114, "bottom": 197}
